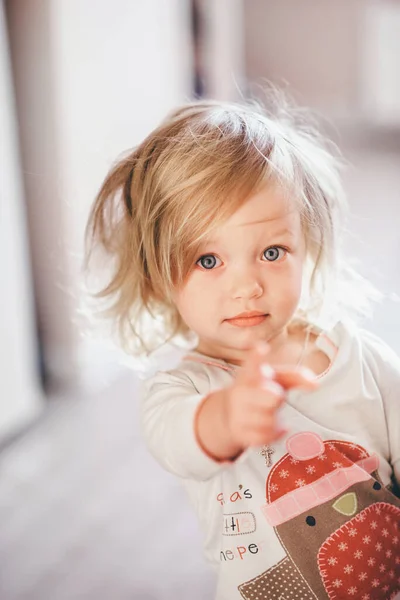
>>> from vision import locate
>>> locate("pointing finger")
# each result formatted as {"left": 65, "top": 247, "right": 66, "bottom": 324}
{"left": 236, "top": 342, "right": 273, "bottom": 388}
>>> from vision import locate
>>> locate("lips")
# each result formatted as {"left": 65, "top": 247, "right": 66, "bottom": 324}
{"left": 225, "top": 312, "right": 268, "bottom": 328}
{"left": 228, "top": 311, "right": 266, "bottom": 320}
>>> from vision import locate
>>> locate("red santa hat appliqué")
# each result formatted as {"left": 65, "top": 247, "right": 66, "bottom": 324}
{"left": 262, "top": 432, "right": 379, "bottom": 527}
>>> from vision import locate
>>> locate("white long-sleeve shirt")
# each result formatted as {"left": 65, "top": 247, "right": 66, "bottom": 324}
{"left": 141, "top": 321, "right": 400, "bottom": 599}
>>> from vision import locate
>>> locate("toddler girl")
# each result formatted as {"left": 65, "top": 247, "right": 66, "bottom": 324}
{"left": 86, "top": 98, "right": 400, "bottom": 599}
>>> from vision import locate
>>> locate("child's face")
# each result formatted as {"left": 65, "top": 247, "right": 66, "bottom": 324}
{"left": 173, "top": 183, "right": 306, "bottom": 364}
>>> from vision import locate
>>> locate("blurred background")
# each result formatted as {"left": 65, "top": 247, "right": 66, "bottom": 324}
{"left": 1, "top": 0, "right": 399, "bottom": 598}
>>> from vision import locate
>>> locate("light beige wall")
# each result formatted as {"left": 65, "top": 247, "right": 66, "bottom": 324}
{"left": 6, "top": 0, "right": 77, "bottom": 386}
{"left": 244, "top": 0, "right": 366, "bottom": 119}
{"left": 203, "top": 0, "right": 245, "bottom": 100}
{"left": 0, "top": 0, "right": 43, "bottom": 437}
{"left": 6, "top": 0, "right": 192, "bottom": 389}
{"left": 361, "top": 0, "right": 400, "bottom": 124}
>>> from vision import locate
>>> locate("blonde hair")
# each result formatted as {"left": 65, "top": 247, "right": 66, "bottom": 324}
{"left": 85, "top": 96, "right": 377, "bottom": 355}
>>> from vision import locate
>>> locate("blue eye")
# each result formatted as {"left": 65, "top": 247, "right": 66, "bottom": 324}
{"left": 263, "top": 246, "right": 286, "bottom": 262}
{"left": 196, "top": 255, "right": 221, "bottom": 269}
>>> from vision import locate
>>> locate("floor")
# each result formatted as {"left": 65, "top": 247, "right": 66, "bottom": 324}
{"left": 0, "top": 371, "right": 216, "bottom": 600}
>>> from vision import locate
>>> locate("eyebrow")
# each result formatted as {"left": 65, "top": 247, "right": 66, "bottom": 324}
{"left": 200, "top": 227, "right": 294, "bottom": 248}
{"left": 239, "top": 217, "right": 294, "bottom": 230}
{"left": 240, "top": 217, "right": 279, "bottom": 227}
{"left": 257, "top": 226, "right": 294, "bottom": 237}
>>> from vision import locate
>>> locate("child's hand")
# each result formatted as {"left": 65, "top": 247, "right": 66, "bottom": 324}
{"left": 223, "top": 342, "right": 317, "bottom": 449}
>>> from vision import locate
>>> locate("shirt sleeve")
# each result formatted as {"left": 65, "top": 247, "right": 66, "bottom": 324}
{"left": 140, "top": 369, "right": 230, "bottom": 481}
{"left": 362, "top": 329, "right": 400, "bottom": 489}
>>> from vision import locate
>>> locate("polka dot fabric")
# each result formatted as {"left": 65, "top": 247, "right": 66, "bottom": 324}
{"left": 238, "top": 557, "right": 315, "bottom": 599}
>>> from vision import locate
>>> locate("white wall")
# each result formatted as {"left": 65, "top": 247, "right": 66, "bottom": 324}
{"left": 0, "top": 0, "right": 43, "bottom": 438}
{"left": 6, "top": 0, "right": 192, "bottom": 390}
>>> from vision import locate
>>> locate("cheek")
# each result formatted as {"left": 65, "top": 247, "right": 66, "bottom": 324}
{"left": 174, "top": 276, "right": 213, "bottom": 320}
{"left": 268, "top": 259, "right": 304, "bottom": 306}
{"left": 291, "top": 259, "right": 304, "bottom": 289}
{"left": 289, "top": 261, "right": 304, "bottom": 295}
{"left": 272, "top": 257, "right": 303, "bottom": 286}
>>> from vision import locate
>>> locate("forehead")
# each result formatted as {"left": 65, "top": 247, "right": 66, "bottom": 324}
{"left": 229, "top": 183, "right": 297, "bottom": 225}
{"left": 204, "top": 184, "right": 301, "bottom": 245}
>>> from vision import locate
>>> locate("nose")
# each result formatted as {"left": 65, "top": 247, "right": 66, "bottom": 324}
{"left": 229, "top": 266, "right": 264, "bottom": 300}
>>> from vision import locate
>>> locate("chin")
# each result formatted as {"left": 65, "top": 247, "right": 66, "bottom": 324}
{"left": 230, "top": 331, "right": 267, "bottom": 348}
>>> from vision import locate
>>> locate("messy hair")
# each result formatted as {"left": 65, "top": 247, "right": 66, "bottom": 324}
{"left": 85, "top": 96, "right": 378, "bottom": 355}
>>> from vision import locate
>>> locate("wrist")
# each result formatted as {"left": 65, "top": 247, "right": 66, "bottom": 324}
{"left": 195, "top": 388, "right": 243, "bottom": 462}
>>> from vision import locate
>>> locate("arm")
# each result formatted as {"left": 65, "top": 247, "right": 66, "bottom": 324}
{"left": 140, "top": 370, "right": 229, "bottom": 481}
{"left": 141, "top": 345, "right": 316, "bottom": 481}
